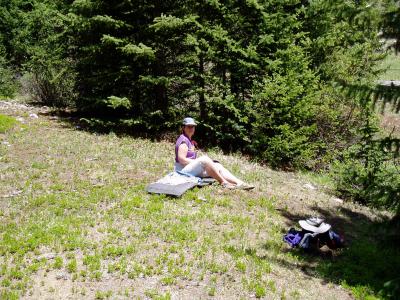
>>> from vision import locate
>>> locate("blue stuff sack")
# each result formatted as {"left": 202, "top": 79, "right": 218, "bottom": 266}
{"left": 283, "top": 228, "right": 303, "bottom": 247}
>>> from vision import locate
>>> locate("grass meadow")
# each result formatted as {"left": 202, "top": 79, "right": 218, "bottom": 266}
{"left": 0, "top": 101, "right": 399, "bottom": 299}
{"left": 380, "top": 51, "right": 400, "bottom": 81}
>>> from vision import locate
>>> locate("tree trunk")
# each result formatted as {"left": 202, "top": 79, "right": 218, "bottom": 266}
{"left": 154, "top": 52, "right": 168, "bottom": 114}
{"left": 199, "top": 52, "right": 206, "bottom": 120}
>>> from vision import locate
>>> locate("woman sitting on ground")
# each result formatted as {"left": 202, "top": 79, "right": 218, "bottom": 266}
{"left": 174, "top": 117, "right": 254, "bottom": 190}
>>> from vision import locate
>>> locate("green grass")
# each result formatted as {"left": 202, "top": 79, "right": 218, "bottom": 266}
{"left": 95, "top": 290, "right": 112, "bottom": 299}
{"left": 53, "top": 257, "right": 63, "bottom": 269}
{"left": 66, "top": 258, "right": 77, "bottom": 273}
{"left": 0, "top": 106, "right": 398, "bottom": 299}
{"left": 379, "top": 52, "right": 400, "bottom": 81}
{"left": 0, "top": 114, "right": 17, "bottom": 133}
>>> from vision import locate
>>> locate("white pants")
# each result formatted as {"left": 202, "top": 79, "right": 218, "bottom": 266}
{"left": 174, "top": 156, "right": 210, "bottom": 177}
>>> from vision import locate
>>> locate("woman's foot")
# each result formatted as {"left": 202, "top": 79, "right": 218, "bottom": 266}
{"left": 235, "top": 182, "right": 255, "bottom": 190}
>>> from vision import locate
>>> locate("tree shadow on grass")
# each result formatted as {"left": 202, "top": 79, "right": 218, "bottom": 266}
{"left": 34, "top": 106, "right": 243, "bottom": 154}
{"left": 36, "top": 107, "right": 179, "bottom": 142}
{"left": 278, "top": 206, "right": 400, "bottom": 299}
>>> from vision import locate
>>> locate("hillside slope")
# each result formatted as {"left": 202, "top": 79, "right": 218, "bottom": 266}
{"left": 0, "top": 100, "right": 395, "bottom": 299}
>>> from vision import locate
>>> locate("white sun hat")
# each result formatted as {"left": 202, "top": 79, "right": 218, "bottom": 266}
{"left": 299, "top": 217, "right": 331, "bottom": 233}
{"left": 182, "top": 117, "right": 197, "bottom": 126}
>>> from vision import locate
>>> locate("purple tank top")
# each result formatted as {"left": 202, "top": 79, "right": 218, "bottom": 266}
{"left": 175, "top": 134, "right": 197, "bottom": 162}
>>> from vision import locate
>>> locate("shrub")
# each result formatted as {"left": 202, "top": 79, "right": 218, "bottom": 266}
{"left": 0, "top": 49, "right": 17, "bottom": 98}
{"left": 333, "top": 144, "right": 400, "bottom": 214}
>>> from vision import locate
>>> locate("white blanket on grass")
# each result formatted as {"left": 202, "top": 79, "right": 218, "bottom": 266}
{"left": 156, "top": 172, "right": 200, "bottom": 185}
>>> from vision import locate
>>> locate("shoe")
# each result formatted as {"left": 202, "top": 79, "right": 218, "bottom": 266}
{"left": 236, "top": 182, "right": 255, "bottom": 190}
{"left": 222, "top": 182, "right": 236, "bottom": 189}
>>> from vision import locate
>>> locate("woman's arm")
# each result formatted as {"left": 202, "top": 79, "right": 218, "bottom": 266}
{"left": 177, "top": 143, "right": 193, "bottom": 166}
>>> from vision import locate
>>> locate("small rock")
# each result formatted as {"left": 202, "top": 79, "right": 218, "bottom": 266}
{"left": 39, "top": 253, "right": 56, "bottom": 260}
{"left": 2, "top": 141, "right": 10, "bottom": 146}
{"left": 332, "top": 197, "right": 344, "bottom": 204}
{"left": 197, "top": 195, "right": 207, "bottom": 202}
{"left": 56, "top": 272, "right": 67, "bottom": 280}
{"left": 303, "top": 183, "right": 317, "bottom": 190}
{"left": 16, "top": 117, "right": 25, "bottom": 123}
{"left": 29, "top": 113, "right": 39, "bottom": 119}
{"left": 1, "top": 190, "right": 22, "bottom": 198}
{"left": 86, "top": 157, "right": 99, "bottom": 162}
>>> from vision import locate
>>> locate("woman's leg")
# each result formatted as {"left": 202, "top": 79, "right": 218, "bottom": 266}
{"left": 197, "top": 156, "right": 234, "bottom": 186}
{"left": 182, "top": 156, "right": 231, "bottom": 185}
{"left": 203, "top": 163, "right": 228, "bottom": 184}
{"left": 214, "top": 163, "right": 244, "bottom": 185}
{"left": 201, "top": 157, "right": 254, "bottom": 190}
